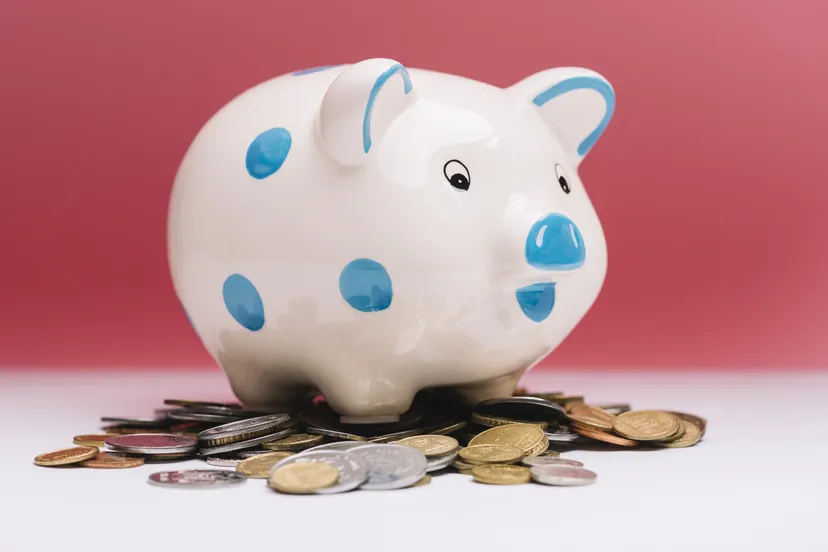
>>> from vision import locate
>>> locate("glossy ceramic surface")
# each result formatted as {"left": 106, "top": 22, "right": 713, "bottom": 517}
{"left": 168, "top": 58, "right": 615, "bottom": 421}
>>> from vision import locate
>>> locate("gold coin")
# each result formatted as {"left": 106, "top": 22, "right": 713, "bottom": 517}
{"left": 453, "top": 459, "right": 476, "bottom": 473}
{"left": 79, "top": 452, "right": 145, "bottom": 469}
{"left": 268, "top": 461, "right": 339, "bottom": 494}
{"left": 538, "top": 450, "right": 560, "bottom": 457}
{"left": 658, "top": 419, "right": 687, "bottom": 443}
{"left": 396, "top": 435, "right": 459, "bottom": 457}
{"left": 261, "top": 433, "right": 323, "bottom": 451}
{"left": 458, "top": 444, "right": 523, "bottom": 465}
{"left": 566, "top": 403, "right": 616, "bottom": 431}
{"left": 34, "top": 446, "right": 98, "bottom": 467}
{"left": 237, "top": 452, "right": 295, "bottom": 478}
{"left": 73, "top": 434, "right": 118, "bottom": 447}
{"left": 613, "top": 410, "right": 682, "bottom": 441}
{"left": 666, "top": 411, "right": 707, "bottom": 436}
{"left": 470, "top": 413, "right": 548, "bottom": 431}
{"left": 409, "top": 474, "right": 432, "bottom": 487}
{"left": 526, "top": 435, "right": 549, "bottom": 457}
{"left": 657, "top": 420, "right": 702, "bottom": 448}
{"left": 471, "top": 464, "right": 531, "bottom": 485}
{"left": 571, "top": 423, "right": 639, "bottom": 447}
{"left": 468, "top": 423, "right": 545, "bottom": 456}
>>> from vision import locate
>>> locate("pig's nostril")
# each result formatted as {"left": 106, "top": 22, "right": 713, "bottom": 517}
{"left": 525, "top": 213, "right": 585, "bottom": 270}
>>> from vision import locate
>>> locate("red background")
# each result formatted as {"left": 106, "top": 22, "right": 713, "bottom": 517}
{"left": 1, "top": 1, "right": 827, "bottom": 370}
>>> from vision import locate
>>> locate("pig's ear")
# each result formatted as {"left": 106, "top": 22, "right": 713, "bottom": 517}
{"left": 509, "top": 68, "right": 615, "bottom": 165}
{"left": 317, "top": 58, "right": 417, "bottom": 166}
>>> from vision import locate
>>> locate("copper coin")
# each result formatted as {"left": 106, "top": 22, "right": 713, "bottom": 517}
{"left": 571, "top": 423, "right": 638, "bottom": 447}
{"left": 80, "top": 452, "right": 145, "bottom": 469}
{"left": 73, "top": 434, "right": 118, "bottom": 447}
{"left": 566, "top": 403, "right": 616, "bottom": 431}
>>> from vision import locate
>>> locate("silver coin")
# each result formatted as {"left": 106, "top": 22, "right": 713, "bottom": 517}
{"left": 105, "top": 434, "right": 198, "bottom": 454}
{"left": 594, "top": 403, "right": 631, "bottom": 414}
{"left": 205, "top": 456, "right": 243, "bottom": 467}
{"left": 168, "top": 410, "right": 243, "bottom": 423}
{"left": 529, "top": 465, "right": 597, "bottom": 486}
{"left": 425, "top": 450, "right": 458, "bottom": 473}
{"left": 349, "top": 444, "right": 427, "bottom": 490}
{"left": 197, "top": 414, "right": 293, "bottom": 442}
{"left": 522, "top": 456, "right": 584, "bottom": 467}
{"left": 545, "top": 429, "right": 580, "bottom": 443}
{"left": 474, "top": 396, "right": 567, "bottom": 421}
{"left": 306, "top": 427, "right": 369, "bottom": 442}
{"left": 303, "top": 441, "right": 374, "bottom": 453}
{"left": 198, "top": 427, "right": 297, "bottom": 456}
{"left": 270, "top": 450, "right": 367, "bottom": 494}
{"left": 236, "top": 449, "right": 272, "bottom": 458}
{"left": 164, "top": 399, "right": 241, "bottom": 408}
{"left": 148, "top": 469, "right": 247, "bottom": 488}
{"left": 100, "top": 416, "right": 166, "bottom": 427}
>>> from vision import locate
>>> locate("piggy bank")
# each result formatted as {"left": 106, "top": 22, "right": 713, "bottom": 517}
{"left": 168, "top": 58, "right": 614, "bottom": 422}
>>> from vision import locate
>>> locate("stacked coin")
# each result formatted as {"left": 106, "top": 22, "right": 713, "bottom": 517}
{"left": 565, "top": 404, "right": 705, "bottom": 448}
{"left": 33, "top": 388, "right": 706, "bottom": 493}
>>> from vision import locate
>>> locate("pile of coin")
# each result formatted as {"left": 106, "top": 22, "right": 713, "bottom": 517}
{"left": 33, "top": 388, "right": 706, "bottom": 492}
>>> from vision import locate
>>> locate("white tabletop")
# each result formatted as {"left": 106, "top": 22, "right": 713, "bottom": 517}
{"left": 2, "top": 368, "right": 826, "bottom": 552}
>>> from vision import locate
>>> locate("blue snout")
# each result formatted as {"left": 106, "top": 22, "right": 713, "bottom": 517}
{"left": 525, "top": 213, "right": 585, "bottom": 270}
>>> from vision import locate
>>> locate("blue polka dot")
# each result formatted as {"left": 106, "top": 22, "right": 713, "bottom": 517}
{"left": 246, "top": 127, "right": 292, "bottom": 179}
{"left": 292, "top": 65, "right": 341, "bottom": 76}
{"left": 339, "top": 259, "right": 393, "bottom": 312}
{"left": 223, "top": 274, "right": 265, "bottom": 331}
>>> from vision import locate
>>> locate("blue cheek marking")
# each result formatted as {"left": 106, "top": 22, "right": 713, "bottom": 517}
{"left": 532, "top": 76, "right": 615, "bottom": 157}
{"left": 246, "top": 127, "right": 292, "bottom": 179}
{"left": 525, "top": 213, "right": 586, "bottom": 270}
{"left": 516, "top": 283, "right": 556, "bottom": 323}
{"left": 292, "top": 65, "right": 342, "bottom": 76}
{"left": 223, "top": 274, "right": 265, "bottom": 331}
{"left": 339, "top": 259, "right": 393, "bottom": 312}
{"left": 363, "top": 63, "right": 413, "bottom": 153}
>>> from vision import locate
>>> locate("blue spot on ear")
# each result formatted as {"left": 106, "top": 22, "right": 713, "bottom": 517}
{"left": 363, "top": 63, "right": 413, "bottom": 154}
{"left": 532, "top": 76, "right": 615, "bottom": 157}
{"left": 246, "top": 127, "right": 292, "bottom": 179}
{"left": 292, "top": 65, "right": 341, "bottom": 76}
{"left": 339, "top": 258, "right": 393, "bottom": 312}
{"left": 516, "top": 283, "right": 556, "bottom": 323}
{"left": 223, "top": 274, "right": 265, "bottom": 331}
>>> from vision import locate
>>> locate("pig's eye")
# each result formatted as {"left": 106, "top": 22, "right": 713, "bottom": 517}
{"left": 443, "top": 160, "right": 470, "bottom": 191}
{"left": 555, "top": 164, "right": 571, "bottom": 194}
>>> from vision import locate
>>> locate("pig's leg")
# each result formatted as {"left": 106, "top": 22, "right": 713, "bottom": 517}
{"left": 221, "top": 359, "right": 313, "bottom": 408}
{"left": 313, "top": 370, "right": 417, "bottom": 424}
{"left": 452, "top": 368, "right": 526, "bottom": 405}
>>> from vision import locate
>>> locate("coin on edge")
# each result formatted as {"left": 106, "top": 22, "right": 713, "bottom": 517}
{"left": 468, "top": 423, "right": 546, "bottom": 457}
{"left": 613, "top": 411, "right": 682, "bottom": 441}
{"left": 73, "top": 434, "right": 118, "bottom": 447}
{"left": 261, "top": 433, "right": 323, "bottom": 451}
{"left": 530, "top": 465, "right": 597, "bottom": 486}
{"left": 237, "top": 452, "right": 296, "bottom": 478}
{"left": 571, "top": 423, "right": 639, "bottom": 447}
{"left": 566, "top": 403, "right": 616, "bottom": 431}
{"left": 80, "top": 452, "right": 145, "bottom": 469}
{"left": 396, "top": 435, "right": 459, "bottom": 458}
{"left": 34, "top": 446, "right": 99, "bottom": 467}
{"left": 458, "top": 444, "right": 523, "bottom": 465}
{"left": 471, "top": 464, "right": 531, "bottom": 485}
{"left": 269, "top": 462, "right": 339, "bottom": 494}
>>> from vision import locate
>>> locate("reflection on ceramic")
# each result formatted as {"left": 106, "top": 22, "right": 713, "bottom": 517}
{"left": 168, "top": 58, "right": 615, "bottom": 421}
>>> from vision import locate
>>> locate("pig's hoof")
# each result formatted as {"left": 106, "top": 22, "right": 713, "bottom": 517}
{"left": 452, "top": 369, "right": 526, "bottom": 405}
{"left": 317, "top": 380, "right": 415, "bottom": 422}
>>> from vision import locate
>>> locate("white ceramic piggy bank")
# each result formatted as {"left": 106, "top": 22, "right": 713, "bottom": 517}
{"left": 168, "top": 58, "right": 614, "bottom": 422}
